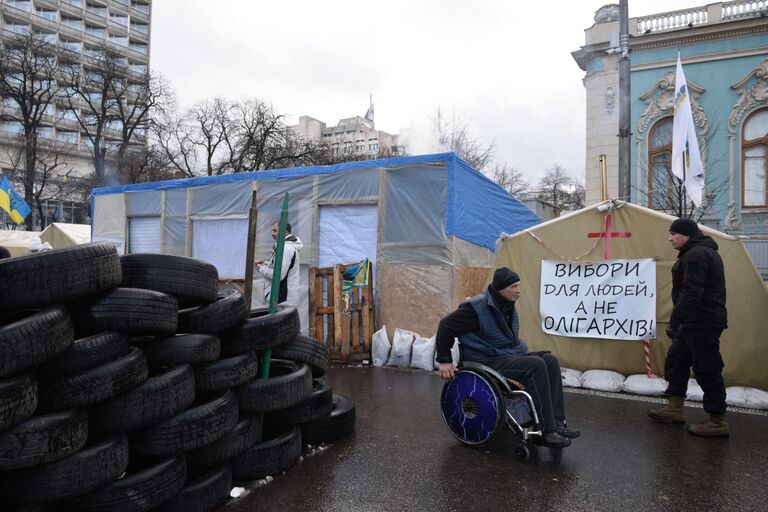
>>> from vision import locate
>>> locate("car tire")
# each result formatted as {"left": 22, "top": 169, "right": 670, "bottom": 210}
{"left": 236, "top": 359, "right": 312, "bottom": 413}
{"left": 36, "top": 348, "right": 148, "bottom": 413}
{"left": 0, "top": 435, "right": 129, "bottom": 505}
{"left": 120, "top": 254, "right": 218, "bottom": 303}
{"left": 0, "top": 409, "right": 88, "bottom": 470}
{"left": 0, "top": 242, "right": 121, "bottom": 311}
{"left": 70, "top": 287, "right": 178, "bottom": 336}
{"left": 0, "top": 306, "right": 74, "bottom": 378}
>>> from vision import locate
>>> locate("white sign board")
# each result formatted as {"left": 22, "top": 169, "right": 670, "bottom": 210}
{"left": 539, "top": 259, "right": 656, "bottom": 340}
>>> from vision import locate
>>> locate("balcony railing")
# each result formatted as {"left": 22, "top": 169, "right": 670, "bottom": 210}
{"left": 636, "top": 1, "right": 768, "bottom": 34}
{"left": 723, "top": 0, "right": 768, "bottom": 19}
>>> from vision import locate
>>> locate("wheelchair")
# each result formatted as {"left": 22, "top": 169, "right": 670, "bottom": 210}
{"left": 440, "top": 362, "right": 543, "bottom": 461}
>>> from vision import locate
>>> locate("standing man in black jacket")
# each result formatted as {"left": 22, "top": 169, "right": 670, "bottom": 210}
{"left": 648, "top": 218, "right": 729, "bottom": 437}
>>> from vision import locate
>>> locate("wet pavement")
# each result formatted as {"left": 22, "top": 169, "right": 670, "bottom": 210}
{"left": 223, "top": 365, "right": 768, "bottom": 512}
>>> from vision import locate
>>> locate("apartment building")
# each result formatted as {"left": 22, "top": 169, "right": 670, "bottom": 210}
{"left": 290, "top": 106, "right": 405, "bottom": 159}
{"left": 0, "top": 0, "right": 151, "bottom": 226}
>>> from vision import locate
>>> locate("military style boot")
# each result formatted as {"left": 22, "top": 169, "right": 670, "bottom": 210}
{"left": 647, "top": 396, "right": 685, "bottom": 424}
{"left": 688, "top": 414, "right": 730, "bottom": 437}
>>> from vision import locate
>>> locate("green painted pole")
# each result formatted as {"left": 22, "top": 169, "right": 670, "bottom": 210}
{"left": 257, "top": 193, "right": 289, "bottom": 440}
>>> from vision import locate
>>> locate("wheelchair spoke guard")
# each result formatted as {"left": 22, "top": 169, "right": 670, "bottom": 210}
{"left": 441, "top": 369, "right": 504, "bottom": 446}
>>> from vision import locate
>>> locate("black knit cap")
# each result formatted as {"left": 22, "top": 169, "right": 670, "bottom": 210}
{"left": 492, "top": 267, "right": 520, "bottom": 290}
{"left": 669, "top": 218, "right": 701, "bottom": 237}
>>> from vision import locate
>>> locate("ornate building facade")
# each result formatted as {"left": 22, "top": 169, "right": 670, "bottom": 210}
{"left": 573, "top": 1, "right": 768, "bottom": 236}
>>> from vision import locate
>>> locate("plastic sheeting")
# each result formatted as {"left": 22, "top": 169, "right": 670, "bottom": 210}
{"left": 92, "top": 153, "right": 538, "bottom": 264}
{"left": 192, "top": 218, "right": 249, "bottom": 279}
{"left": 447, "top": 158, "right": 540, "bottom": 250}
{"left": 91, "top": 193, "right": 126, "bottom": 254}
{"left": 318, "top": 205, "right": 378, "bottom": 268}
{"left": 126, "top": 191, "right": 161, "bottom": 216}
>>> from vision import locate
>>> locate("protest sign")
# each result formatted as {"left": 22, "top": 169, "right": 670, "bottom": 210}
{"left": 539, "top": 259, "right": 656, "bottom": 340}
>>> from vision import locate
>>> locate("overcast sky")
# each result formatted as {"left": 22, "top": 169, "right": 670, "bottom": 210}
{"left": 151, "top": 1, "right": 703, "bottom": 182}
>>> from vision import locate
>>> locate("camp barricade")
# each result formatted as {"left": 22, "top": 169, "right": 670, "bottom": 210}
{"left": 309, "top": 261, "right": 373, "bottom": 363}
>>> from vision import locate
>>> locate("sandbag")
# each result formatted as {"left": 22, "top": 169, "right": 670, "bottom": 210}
{"left": 560, "top": 368, "right": 582, "bottom": 388}
{"left": 372, "top": 326, "right": 390, "bottom": 367}
{"left": 686, "top": 378, "right": 704, "bottom": 401}
{"left": 410, "top": 334, "right": 435, "bottom": 371}
{"left": 580, "top": 369, "right": 625, "bottom": 392}
{"left": 726, "top": 386, "right": 768, "bottom": 410}
{"left": 433, "top": 339, "right": 460, "bottom": 370}
{"left": 385, "top": 329, "right": 413, "bottom": 368}
{"left": 622, "top": 374, "right": 667, "bottom": 396}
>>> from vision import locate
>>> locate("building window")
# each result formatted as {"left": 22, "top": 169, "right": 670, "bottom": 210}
{"left": 36, "top": 8, "right": 58, "bottom": 21}
{"left": 647, "top": 117, "right": 674, "bottom": 210}
{"left": 742, "top": 108, "right": 768, "bottom": 208}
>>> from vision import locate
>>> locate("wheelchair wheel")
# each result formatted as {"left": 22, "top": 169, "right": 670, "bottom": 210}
{"left": 440, "top": 369, "right": 504, "bottom": 447}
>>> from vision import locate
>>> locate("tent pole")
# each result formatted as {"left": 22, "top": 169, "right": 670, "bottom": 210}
{"left": 243, "top": 191, "right": 258, "bottom": 311}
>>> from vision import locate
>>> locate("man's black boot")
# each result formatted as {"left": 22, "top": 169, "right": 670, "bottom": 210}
{"left": 556, "top": 426, "right": 581, "bottom": 439}
{"left": 541, "top": 431, "right": 571, "bottom": 448}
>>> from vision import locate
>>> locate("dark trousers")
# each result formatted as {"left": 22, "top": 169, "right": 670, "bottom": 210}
{"left": 664, "top": 327, "right": 726, "bottom": 416}
{"left": 482, "top": 352, "right": 565, "bottom": 433}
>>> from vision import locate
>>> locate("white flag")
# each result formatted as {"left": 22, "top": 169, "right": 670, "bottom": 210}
{"left": 671, "top": 54, "right": 705, "bottom": 206}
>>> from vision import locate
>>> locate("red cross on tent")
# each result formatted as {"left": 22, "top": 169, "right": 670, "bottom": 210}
{"left": 587, "top": 212, "right": 631, "bottom": 259}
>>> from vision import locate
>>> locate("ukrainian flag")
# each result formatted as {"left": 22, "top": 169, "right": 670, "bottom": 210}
{"left": 0, "top": 176, "right": 32, "bottom": 224}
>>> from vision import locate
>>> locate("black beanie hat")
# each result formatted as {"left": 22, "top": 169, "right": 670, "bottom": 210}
{"left": 669, "top": 218, "right": 701, "bottom": 237}
{"left": 492, "top": 267, "right": 520, "bottom": 290}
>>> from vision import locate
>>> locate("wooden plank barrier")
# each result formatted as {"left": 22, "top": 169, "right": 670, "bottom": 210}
{"left": 309, "top": 261, "right": 374, "bottom": 362}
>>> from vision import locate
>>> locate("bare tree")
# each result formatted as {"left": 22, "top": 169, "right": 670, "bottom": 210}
{"left": 113, "top": 72, "right": 169, "bottom": 176}
{"left": 537, "top": 165, "right": 572, "bottom": 209}
{"left": 188, "top": 97, "right": 230, "bottom": 176}
{"left": 152, "top": 105, "right": 198, "bottom": 177}
{"left": 0, "top": 33, "right": 61, "bottom": 229}
{"left": 491, "top": 162, "right": 530, "bottom": 197}
{"left": 430, "top": 106, "right": 494, "bottom": 171}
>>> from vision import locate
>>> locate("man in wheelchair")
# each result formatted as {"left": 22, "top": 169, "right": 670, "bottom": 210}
{"left": 436, "top": 267, "right": 579, "bottom": 449}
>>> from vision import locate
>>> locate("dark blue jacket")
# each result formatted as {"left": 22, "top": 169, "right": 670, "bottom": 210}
{"left": 459, "top": 289, "right": 529, "bottom": 362}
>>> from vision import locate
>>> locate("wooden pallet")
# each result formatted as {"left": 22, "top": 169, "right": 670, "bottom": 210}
{"left": 309, "top": 261, "right": 374, "bottom": 362}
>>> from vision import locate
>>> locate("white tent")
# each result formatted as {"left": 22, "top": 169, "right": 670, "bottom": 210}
{"left": 40, "top": 223, "right": 91, "bottom": 249}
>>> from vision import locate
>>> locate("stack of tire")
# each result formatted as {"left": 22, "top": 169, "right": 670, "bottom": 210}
{"left": 0, "top": 243, "right": 355, "bottom": 512}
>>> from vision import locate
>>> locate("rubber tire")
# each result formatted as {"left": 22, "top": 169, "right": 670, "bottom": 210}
{"left": 0, "top": 242, "right": 122, "bottom": 311}
{"left": 177, "top": 289, "right": 248, "bottom": 334}
{"left": 70, "top": 287, "right": 179, "bottom": 336}
{"left": 186, "top": 415, "right": 260, "bottom": 466}
{"left": 142, "top": 334, "right": 221, "bottom": 366}
{"left": 193, "top": 353, "right": 259, "bottom": 393}
{"left": 36, "top": 348, "right": 149, "bottom": 413}
{"left": 131, "top": 389, "right": 239, "bottom": 456}
{"left": 300, "top": 394, "right": 356, "bottom": 446}
{"left": 0, "top": 409, "right": 88, "bottom": 470}
{"left": 231, "top": 426, "right": 302, "bottom": 481}
{"left": 120, "top": 253, "right": 218, "bottom": 303}
{"left": 0, "top": 374, "right": 37, "bottom": 432}
{"left": 236, "top": 359, "right": 312, "bottom": 413}
{"left": 0, "top": 306, "right": 74, "bottom": 378}
{"left": 267, "top": 378, "right": 333, "bottom": 426}
{"left": 219, "top": 305, "right": 299, "bottom": 356}
{"left": 88, "top": 364, "right": 196, "bottom": 435}
{"left": 271, "top": 334, "right": 329, "bottom": 378}
{"left": 0, "top": 434, "right": 129, "bottom": 505}
{"left": 156, "top": 463, "right": 231, "bottom": 512}
{"left": 67, "top": 453, "right": 187, "bottom": 512}
{"left": 36, "top": 332, "right": 129, "bottom": 378}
